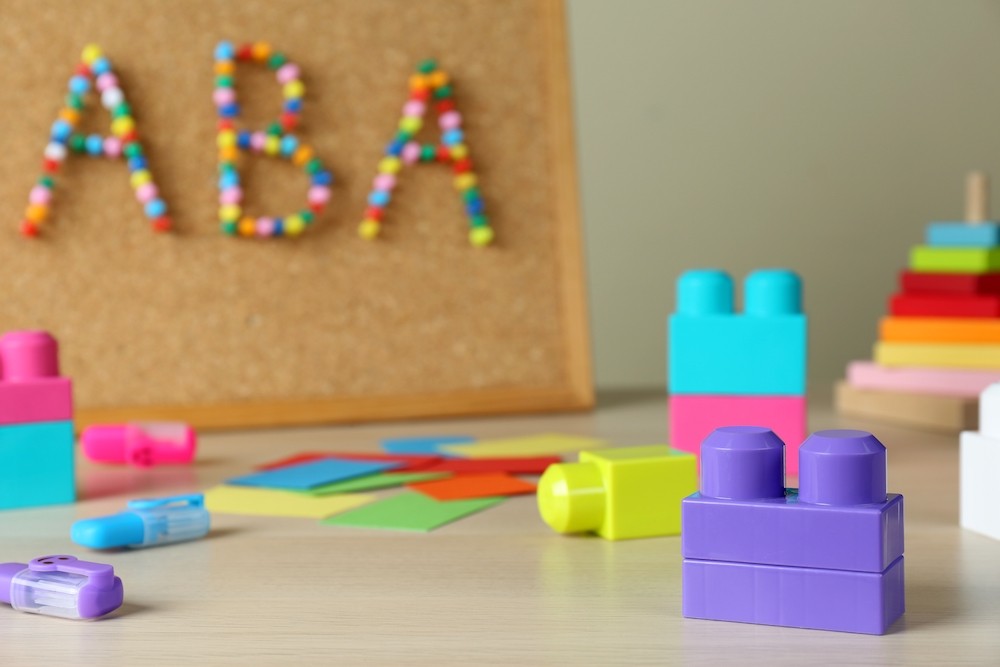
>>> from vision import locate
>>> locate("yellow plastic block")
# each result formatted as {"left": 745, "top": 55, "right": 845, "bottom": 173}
{"left": 874, "top": 341, "right": 1000, "bottom": 369}
{"left": 536, "top": 445, "right": 697, "bottom": 540}
{"left": 879, "top": 317, "right": 1000, "bottom": 344}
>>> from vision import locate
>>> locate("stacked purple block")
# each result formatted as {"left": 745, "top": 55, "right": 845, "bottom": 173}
{"left": 681, "top": 426, "right": 905, "bottom": 635}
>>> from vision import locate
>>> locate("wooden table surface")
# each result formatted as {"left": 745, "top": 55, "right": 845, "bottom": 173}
{"left": 1, "top": 391, "right": 998, "bottom": 666}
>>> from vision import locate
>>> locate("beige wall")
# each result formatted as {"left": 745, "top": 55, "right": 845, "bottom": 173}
{"left": 568, "top": 0, "right": 1000, "bottom": 390}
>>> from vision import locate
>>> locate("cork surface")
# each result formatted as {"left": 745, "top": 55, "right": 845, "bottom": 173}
{"left": 0, "top": 0, "right": 586, "bottom": 414}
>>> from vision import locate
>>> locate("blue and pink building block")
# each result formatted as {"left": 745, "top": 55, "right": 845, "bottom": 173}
{"left": 668, "top": 269, "right": 807, "bottom": 474}
{"left": 682, "top": 426, "right": 905, "bottom": 634}
{"left": 0, "top": 331, "right": 75, "bottom": 510}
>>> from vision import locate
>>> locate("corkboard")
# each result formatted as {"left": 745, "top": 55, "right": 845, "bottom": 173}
{"left": 0, "top": 0, "right": 592, "bottom": 430}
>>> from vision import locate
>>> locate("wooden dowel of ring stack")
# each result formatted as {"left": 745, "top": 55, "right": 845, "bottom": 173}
{"left": 965, "top": 171, "right": 989, "bottom": 223}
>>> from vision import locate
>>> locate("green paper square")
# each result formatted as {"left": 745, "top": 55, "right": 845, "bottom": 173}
{"left": 321, "top": 492, "right": 503, "bottom": 532}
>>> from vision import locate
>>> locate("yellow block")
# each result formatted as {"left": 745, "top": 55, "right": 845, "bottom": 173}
{"left": 880, "top": 317, "right": 1000, "bottom": 344}
{"left": 537, "top": 445, "right": 697, "bottom": 540}
{"left": 874, "top": 341, "right": 1000, "bottom": 369}
{"left": 442, "top": 433, "right": 605, "bottom": 458}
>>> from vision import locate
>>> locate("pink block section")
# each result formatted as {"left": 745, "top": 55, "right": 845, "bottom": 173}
{"left": 846, "top": 360, "right": 1000, "bottom": 398}
{"left": 0, "top": 378, "right": 73, "bottom": 425}
{"left": 668, "top": 394, "right": 807, "bottom": 476}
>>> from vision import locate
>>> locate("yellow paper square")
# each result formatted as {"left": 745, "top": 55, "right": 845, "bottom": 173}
{"left": 441, "top": 433, "right": 606, "bottom": 459}
{"left": 204, "top": 485, "right": 375, "bottom": 519}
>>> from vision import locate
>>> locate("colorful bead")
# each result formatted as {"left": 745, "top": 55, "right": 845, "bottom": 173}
{"left": 81, "top": 44, "right": 103, "bottom": 65}
{"left": 373, "top": 173, "right": 396, "bottom": 191}
{"left": 469, "top": 225, "right": 494, "bottom": 247}
{"left": 129, "top": 170, "right": 152, "bottom": 188}
{"left": 307, "top": 185, "right": 331, "bottom": 205}
{"left": 255, "top": 217, "right": 276, "bottom": 237}
{"left": 401, "top": 141, "right": 421, "bottom": 165}
{"left": 368, "top": 190, "right": 390, "bottom": 207}
{"left": 358, "top": 219, "right": 381, "bottom": 239}
{"left": 358, "top": 60, "right": 492, "bottom": 246}
{"left": 103, "top": 137, "right": 123, "bottom": 157}
{"left": 135, "top": 183, "right": 159, "bottom": 204}
{"left": 284, "top": 214, "right": 305, "bottom": 236}
{"left": 378, "top": 156, "right": 402, "bottom": 174}
{"left": 145, "top": 199, "right": 167, "bottom": 218}
{"left": 214, "top": 42, "right": 331, "bottom": 239}
{"left": 28, "top": 186, "right": 52, "bottom": 205}
{"left": 219, "top": 204, "right": 241, "bottom": 221}
{"left": 219, "top": 187, "right": 242, "bottom": 205}
{"left": 276, "top": 63, "right": 300, "bottom": 84}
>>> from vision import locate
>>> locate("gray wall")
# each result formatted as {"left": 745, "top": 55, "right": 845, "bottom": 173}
{"left": 568, "top": 0, "right": 1000, "bottom": 390}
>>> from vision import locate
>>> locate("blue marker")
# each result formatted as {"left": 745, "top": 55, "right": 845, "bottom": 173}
{"left": 71, "top": 494, "right": 210, "bottom": 550}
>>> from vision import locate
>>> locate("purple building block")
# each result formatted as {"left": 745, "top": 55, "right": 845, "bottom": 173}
{"left": 682, "top": 427, "right": 904, "bottom": 572}
{"left": 682, "top": 556, "right": 905, "bottom": 635}
{"left": 681, "top": 427, "right": 906, "bottom": 635}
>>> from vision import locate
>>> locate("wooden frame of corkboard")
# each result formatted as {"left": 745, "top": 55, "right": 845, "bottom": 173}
{"left": 0, "top": 0, "right": 592, "bottom": 430}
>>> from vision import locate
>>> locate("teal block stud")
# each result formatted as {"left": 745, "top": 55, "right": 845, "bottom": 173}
{"left": 668, "top": 269, "right": 807, "bottom": 395}
{"left": 0, "top": 420, "right": 75, "bottom": 510}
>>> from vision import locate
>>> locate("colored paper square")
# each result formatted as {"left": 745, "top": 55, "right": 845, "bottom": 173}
{"left": 442, "top": 434, "right": 605, "bottom": 459}
{"left": 381, "top": 435, "right": 475, "bottom": 455}
{"left": 304, "top": 472, "right": 449, "bottom": 495}
{"left": 228, "top": 458, "right": 401, "bottom": 490}
{"left": 204, "top": 486, "right": 375, "bottom": 519}
{"left": 321, "top": 492, "right": 504, "bottom": 532}
{"left": 257, "top": 451, "right": 440, "bottom": 473}
{"left": 420, "top": 456, "right": 561, "bottom": 475}
{"left": 409, "top": 473, "right": 536, "bottom": 500}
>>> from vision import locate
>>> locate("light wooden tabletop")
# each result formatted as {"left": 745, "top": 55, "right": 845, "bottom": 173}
{"left": 0, "top": 391, "right": 997, "bottom": 666}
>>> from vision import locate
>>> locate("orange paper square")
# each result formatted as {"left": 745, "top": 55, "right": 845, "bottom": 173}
{"left": 409, "top": 473, "right": 536, "bottom": 501}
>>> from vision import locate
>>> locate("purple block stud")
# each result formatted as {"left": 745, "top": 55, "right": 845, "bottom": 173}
{"left": 700, "top": 426, "right": 785, "bottom": 500}
{"left": 799, "top": 429, "right": 886, "bottom": 506}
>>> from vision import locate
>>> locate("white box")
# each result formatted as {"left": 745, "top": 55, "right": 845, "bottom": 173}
{"left": 960, "top": 431, "right": 1000, "bottom": 541}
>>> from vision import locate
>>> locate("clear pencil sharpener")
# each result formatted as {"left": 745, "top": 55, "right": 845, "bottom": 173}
{"left": 0, "top": 555, "right": 123, "bottom": 620}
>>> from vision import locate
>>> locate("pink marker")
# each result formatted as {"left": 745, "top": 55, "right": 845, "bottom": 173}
{"left": 81, "top": 423, "right": 197, "bottom": 468}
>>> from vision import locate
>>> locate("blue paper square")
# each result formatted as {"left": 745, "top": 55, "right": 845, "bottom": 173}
{"left": 381, "top": 435, "right": 475, "bottom": 456}
{"left": 228, "top": 458, "right": 400, "bottom": 490}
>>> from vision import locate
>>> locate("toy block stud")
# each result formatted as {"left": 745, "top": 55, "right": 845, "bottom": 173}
{"left": 0, "top": 331, "right": 60, "bottom": 380}
{"left": 537, "top": 445, "right": 697, "bottom": 540}
{"left": 698, "top": 426, "right": 784, "bottom": 500}
{"left": 676, "top": 270, "right": 733, "bottom": 316}
{"left": 797, "top": 429, "right": 886, "bottom": 506}
{"left": 682, "top": 427, "right": 905, "bottom": 634}
{"left": 960, "top": 383, "right": 1000, "bottom": 540}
